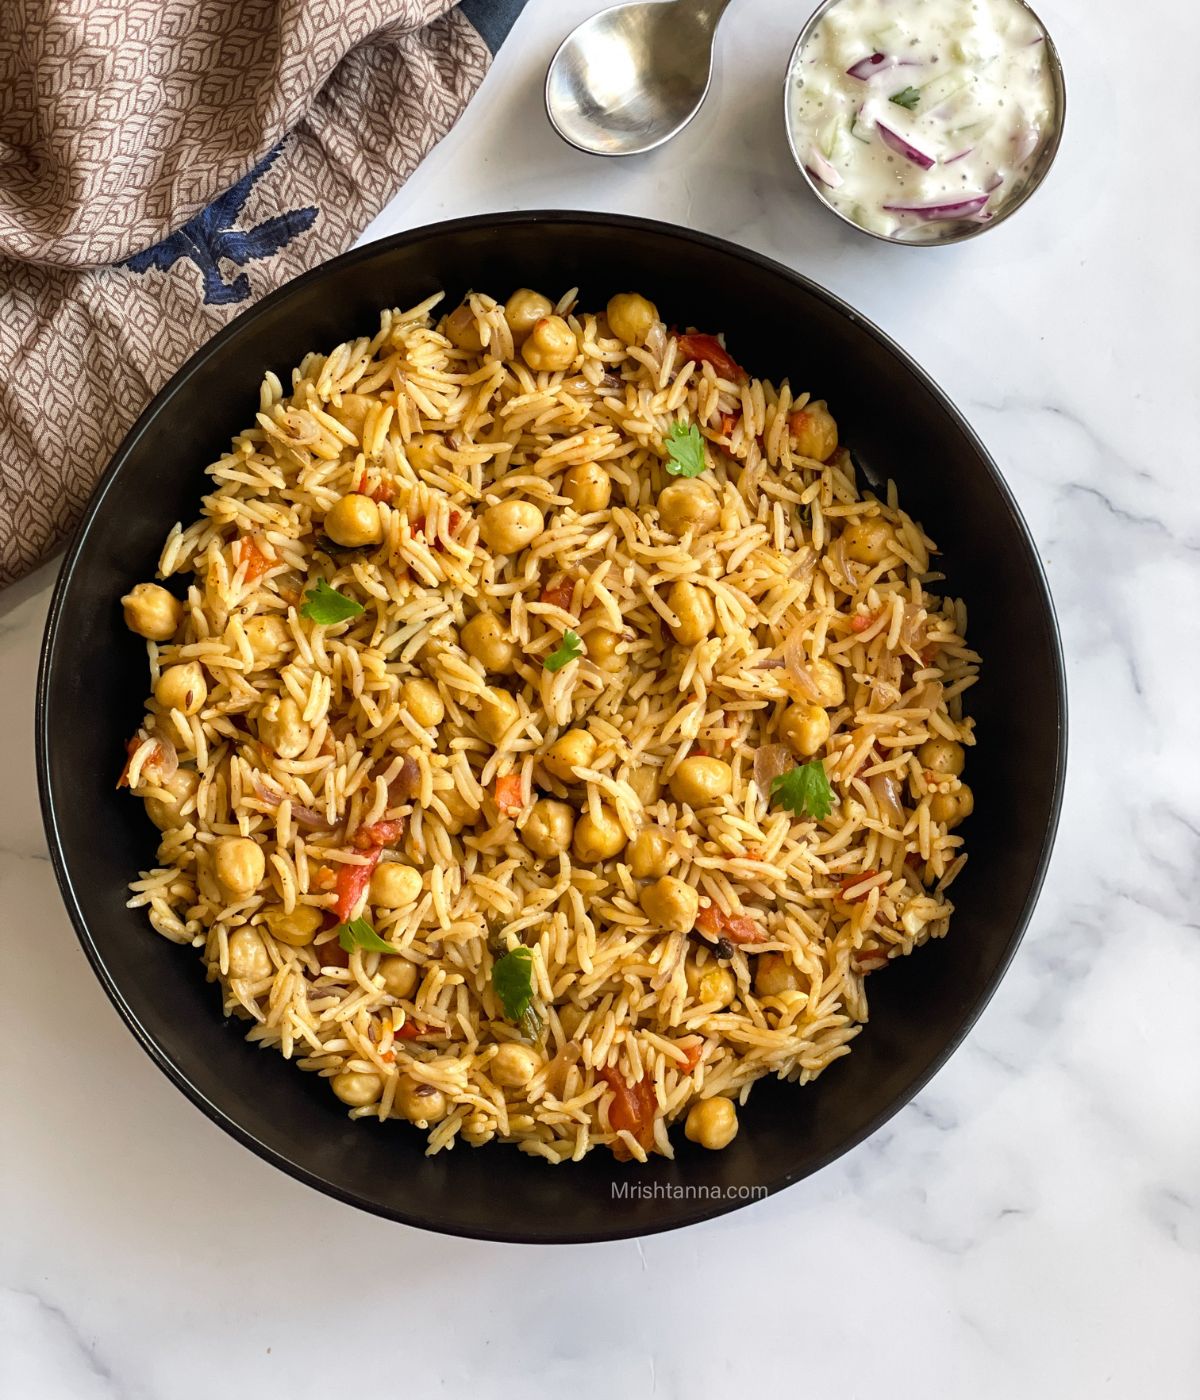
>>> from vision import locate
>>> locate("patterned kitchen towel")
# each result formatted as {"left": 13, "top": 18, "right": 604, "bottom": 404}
{"left": 0, "top": 0, "right": 528, "bottom": 588}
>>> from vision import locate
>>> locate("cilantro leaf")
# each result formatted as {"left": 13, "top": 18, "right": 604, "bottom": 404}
{"left": 300, "top": 577, "right": 364, "bottom": 625}
{"left": 889, "top": 86, "right": 921, "bottom": 110}
{"left": 337, "top": 916, "right": 395, "bottom": 955}
{"left": 544, "top": 628, "right": 584, "bottom": 672}
{"left": 493, "top": 946, "right": 538, "bottom": 1030}
{"left": 664, "top": 420, "right": 707, "bottom": 478}
{"left": 770, "top": 760, "right": 834, "bottom": 820}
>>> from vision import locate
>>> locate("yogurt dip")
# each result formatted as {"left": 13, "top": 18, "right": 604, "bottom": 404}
{"left": 787, "top": 0, "right": 1059, "bottom": 241}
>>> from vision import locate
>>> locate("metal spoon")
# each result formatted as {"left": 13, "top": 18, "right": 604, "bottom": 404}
{"left": 545, "top": 0, "right": 734, "bottom": 157}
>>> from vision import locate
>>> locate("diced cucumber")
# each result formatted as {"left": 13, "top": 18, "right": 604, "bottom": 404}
{"left": 919, "top": 69, "right": 970, "bottom": 107}
{"left": 871, "top": 21, "right": 911, "bottom": 53}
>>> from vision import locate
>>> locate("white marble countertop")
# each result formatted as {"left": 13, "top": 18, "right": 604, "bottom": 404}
{"left": 4, "top": 0, "right": 1199, "bottom": 1394}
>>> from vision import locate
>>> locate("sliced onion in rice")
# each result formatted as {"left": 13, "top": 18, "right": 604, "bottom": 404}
{"left": 898, "top": 601, "right": 928, "bottom": 651}
{"left": 146, "top": 730, "right": 178, "bottom": 782}
{"left": 253, "top": 776, "right": 330, "bottom": 829}
{"left": 829, "top": 534, "right": 853, "bottom": 588}
{"left": 753, "top": 744, "right": 793, "bottom": 798}
{"left": 651, "top": 930, "right": 689, "bottom": 990}
{"left": 389, "top": 755, "right": 421, "bottom": 801}
{"left": 790, "top": 545, "right": 816, "bottom": 583}
{"left": 783, "top": 627, "right": 821, "bottom": 699}
{"left": 868, "top": 771, "right": 906, "bottom": 828}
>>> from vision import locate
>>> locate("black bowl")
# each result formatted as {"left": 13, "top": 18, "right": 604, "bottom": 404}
{"left": 37, "top": 212, "right": 1066, "bottom": 1242}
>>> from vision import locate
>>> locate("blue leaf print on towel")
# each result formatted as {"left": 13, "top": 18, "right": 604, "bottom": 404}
{"left": 124, "top": 146, "right": 317, "bottom": 306}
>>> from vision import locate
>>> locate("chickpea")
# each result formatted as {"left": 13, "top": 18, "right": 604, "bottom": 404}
{"left": 685, "top": 1096, "right": 738, "bottom": 1150}
{"left": 640, "top": 876, "right": 699, "bottom": 933}
{"left": 122, "top": 582, "right": 182, "bottom": 641}
{"left": 917, "top": 737, "right": 965, "bottom": 777}
{"left": 582, "top": 626, "right": 623, "bottom": 673}
{"left": 378, "top": 956, "right": 419, "bottom": 999}
{"left": 243, "top": 614, "right": 290, "bottom": 668}
{"left": 438, "top": 785, "right": 480, "bottom": 835}
{"left": 400, "top": 677, "right": 445, "bottom": 728}
{"left": 627, "top": 765, "right": 662, "bottom": 806}
{"left": 789, "top": 400, "right": 838, "bottom": 462}
{"left": 331, "top": 1071, "right": 382, "bottom": 1108}
{"left": 606, "top": 292, "right": 660, "bottom": 345}
{"left": 667, "top": 579, "right": 716, "bottom": 646}
{"left": 257, "top": 693, "right": 310, "bottom": 759}
{"left": 628, "top": 826, "right": 675, "bottom": 879}
{"left": 227, "top": 926, "right": 272, "bottom": 980}
{"left": 779, "top": 702, "right": 831, "bottom": 758}
{"left": 573, "top": 805, "right": 627, "bottom": 862}
{"left": 332, "top": 392, "right": 371, "bottom": 437}
{"left": 658, "top": 479, "right": 719, "bottom": 537}
{"left": 562, "top": 461, "right": 611, "bottom": 513}
{"left": 930, "top": 784, "right": 974, "bottom": 829}
{"left": 325, "top": 492, "right": 382, "bottom": 548}
{"left": 394, "top": 1079, "right": 449, "bottom": 1124}
{"left": 670, "top": 756, "right": 733, "bottom": 807}
{"left": 475, "top": 687, "right": 520, "bottom": 744}
{"left": 504, "top": 288, "right": 554, "bottom": 343}
{"left": 808, "top": 657, "right": 845, "bottom": 709}
{"left": 842, "top": 518, "right": 894, "bottom": 565}
{"left": 153, "top": 661, "right": 206, "bottom": 715}
{"left": 754, "top": 951, "right": 800, "bottom": 998}
{"left": 405, "top": 434, "right": 440, "bottom": 472}
{"left": 214, "top": 837, "right": 266, "bottom": 899}
{"left": 261, "top": 903, "right": 323, "bottom": 948}
{"left": 444, "top": 300, "right": 483, "bottom": 352}
{"left": 492, "top": 1042, "right": 542, "bottom": 1088}
{"left": 479, "top": 499, "right": 544, "bottom": 554}
{"left": 523, "top": 798, "right": 575, "bottom": 859}
{"left": 544, "top": 729, "right": 597, "bottom": 782}
{"left": 462, "top": 611, "right": 517, "bottom": 674}
{"left": 369, "top": 862, "right": 422, "bottom": 908}
{"left": 521, "top": 315, "right": 577, "bottom": 373}
{"left": 143, "top": 766, "right": 200, "bottom": 831}
{"left": 685, "top": 960, "right": 737, "bottom": 1008}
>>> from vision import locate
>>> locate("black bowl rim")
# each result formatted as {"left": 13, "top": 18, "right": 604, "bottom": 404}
{"left": 36, "top": 210, "right": 1068, "bottom": 1242}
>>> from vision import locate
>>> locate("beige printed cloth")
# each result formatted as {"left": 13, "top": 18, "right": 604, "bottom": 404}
{"left": 0, "top": 0, "right": 516, "bottom": 587}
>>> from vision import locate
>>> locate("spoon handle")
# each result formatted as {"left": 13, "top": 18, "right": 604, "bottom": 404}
{"left": 673, "top": 0, "right": 736, "bottom": 30}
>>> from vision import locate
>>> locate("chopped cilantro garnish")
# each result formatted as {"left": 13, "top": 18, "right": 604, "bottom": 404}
{"left": 544, "top": 628, "right": 584, "bottom": 672}
{"left": 300, "top": 577, "right": 364, "bottom": 625}
{"left": 889, "top": 86, "right": 921, "bottom": 110}
{"left": 492, "top": 946, "right": 542, "bottom": 1040}
{"left": 770, "top": 760, "right": 834, "bottom": 820}
{"left": 337, "top": 916, "right": 394, "bottom": 954}
{"left": 664, "top": 420, "right": 707, "bottom": 478}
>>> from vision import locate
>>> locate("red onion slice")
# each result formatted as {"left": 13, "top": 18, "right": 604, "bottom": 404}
{"left": 943, "top": 146, "right": 974, "bottom": 165}
{"left": 806, "top": 148, "right": 843, "bottom": 188}
{"left": 1012, "top": 124, "right": 1041, "bottom": 165}
{"left": 846, "top": 52, "right": 892, "bottom": 80}
{"left": 875, "top": 121, "right": 935, "bottom": 170}
{"left": 883, "top": 194, "right": 991, "bottom": 220}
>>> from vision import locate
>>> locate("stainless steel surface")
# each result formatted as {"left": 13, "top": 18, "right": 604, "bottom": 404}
{"left": 782, "top": 0, "right": 1067, "bottom": 247}
{"left": 546, "top": 0, "right": 734, "bottom": 156}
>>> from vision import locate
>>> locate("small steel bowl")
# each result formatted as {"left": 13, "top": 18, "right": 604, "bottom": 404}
{"left": 783, "top": 0, "right": 1067, "bottom": 247}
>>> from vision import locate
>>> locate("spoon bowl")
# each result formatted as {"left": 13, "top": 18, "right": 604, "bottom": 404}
{"left": 546, "top": 0, "right": 732, "bottom": 156}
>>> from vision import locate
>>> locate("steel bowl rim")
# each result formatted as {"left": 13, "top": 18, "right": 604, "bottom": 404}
{"left": 781, "top": 0, "right": 1068, "bottom": 247}
{"left": 36, "top": 209, "right": 1068, "bottom": 1241}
